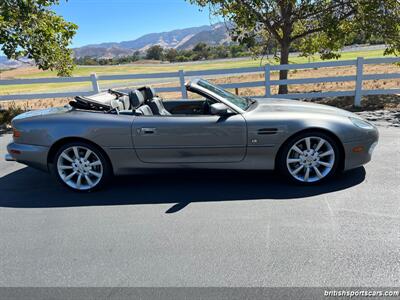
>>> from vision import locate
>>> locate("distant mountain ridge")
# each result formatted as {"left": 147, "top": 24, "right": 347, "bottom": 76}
{"left": 0, "top": 23, "right": 232, "bottom": 68}
{"left": 73, "top": 23, "right": 231, "bottom": 59}
{"left": 0, "top": 56, "right": 33, "bottom": 70}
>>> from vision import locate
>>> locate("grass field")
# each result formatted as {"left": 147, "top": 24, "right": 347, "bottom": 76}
{"left": 0, "top": 48, "right": 394, "bottom": 96}
{"left": 3, "top": 49, "right": 390, "bottom": 79}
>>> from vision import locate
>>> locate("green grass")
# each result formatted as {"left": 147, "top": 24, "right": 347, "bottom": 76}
{"left": 18, "top": 49, "right": 389, "bottom": 78}
{"left": 0, "top": 48, "right": 392, "bottom": 96}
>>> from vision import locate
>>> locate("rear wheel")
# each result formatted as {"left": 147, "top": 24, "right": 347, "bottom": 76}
{"left": 52, "top": 142, "right": 111, "bottom": 192}
{"left": 278, "top": 131, "right": 341, "bottom": 184}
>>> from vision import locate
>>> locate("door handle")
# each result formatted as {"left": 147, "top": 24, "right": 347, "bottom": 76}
{"left": 139, "top": 128, "right": 156, "bottom": 134}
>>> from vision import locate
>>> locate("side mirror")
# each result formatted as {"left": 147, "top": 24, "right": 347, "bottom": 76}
{"left": 210, "top": 103, "right": 233, "bottom": 116}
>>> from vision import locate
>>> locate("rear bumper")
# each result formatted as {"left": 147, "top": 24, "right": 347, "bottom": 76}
{"left": 5, "top": 153, "right": 15, "bottom": 161}
{"left": 6, "top": 142, "right": 49, "bottom": 172}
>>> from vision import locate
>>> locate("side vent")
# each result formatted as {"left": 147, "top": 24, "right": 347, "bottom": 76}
{"left": 257, "top": 128, "right": 278, "bottom": 135}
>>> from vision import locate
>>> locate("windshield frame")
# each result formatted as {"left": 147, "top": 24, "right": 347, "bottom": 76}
{"left": 188, "top": 79, "right": 250, "bottom": 114}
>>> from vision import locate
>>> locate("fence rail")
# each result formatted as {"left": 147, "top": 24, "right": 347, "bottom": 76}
{"left": 0, "top": 56, "right": 399, "bottom": 107}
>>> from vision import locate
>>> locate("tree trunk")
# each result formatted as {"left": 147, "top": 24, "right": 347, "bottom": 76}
{"left": 278, "top": 44, "right": 290, "bottom": 94}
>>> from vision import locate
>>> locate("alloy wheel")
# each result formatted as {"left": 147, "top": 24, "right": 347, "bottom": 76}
{"left": 57, "top": 146, "right": 103, "bottom": 190}
{"left": 286, "top": 136, "right": 335, "bottom": 183}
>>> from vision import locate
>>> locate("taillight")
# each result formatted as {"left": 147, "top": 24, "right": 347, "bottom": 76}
{"left": 10, "top": 149, "right": 21, "bottom": 155}
{"left": 13, "top": 128, "right": 22, "bottom": 138}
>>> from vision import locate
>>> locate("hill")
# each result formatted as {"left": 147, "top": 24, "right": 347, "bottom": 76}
{"left": 73, "top": 23, "right": 230, "bottom": 58}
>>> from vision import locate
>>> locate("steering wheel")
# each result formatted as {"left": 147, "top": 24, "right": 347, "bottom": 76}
{"left": 202, "top": 98, "right": 212, "bottom": 114}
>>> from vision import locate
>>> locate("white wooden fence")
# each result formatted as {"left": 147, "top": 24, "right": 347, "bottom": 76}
{"left": 0, "top": 56, "right": 399, "bottom": 107}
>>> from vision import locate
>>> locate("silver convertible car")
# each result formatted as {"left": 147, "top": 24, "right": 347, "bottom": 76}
{"left": 6, "top": 79, "right": 378, "bottom": 191}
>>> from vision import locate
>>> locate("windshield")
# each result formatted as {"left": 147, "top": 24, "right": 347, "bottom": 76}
{"left": 196, "top": 79, "right": 251, "bottom": 110}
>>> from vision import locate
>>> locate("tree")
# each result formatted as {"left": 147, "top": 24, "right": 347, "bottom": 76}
{"left": 188, "top": 0, "right": 400, "bottom": 94}
{"left": 82, "top": 56, "right": 97, "bottom": 66}
{"left": 192, "top": 42, "right": 210, "bottom": 60}
{"left": 214, "top": 45, "right": 229, "bottom": 58}
{"left": 132, "top": 50, "right": 141, "bottom": 61}
{"left": 146, "top": 45, "right": 164, "bottom": 60}
{"left": 0, "top": 0, "right": 77, "bottom": 76}
{"left": 165, "top": 48, "right": 178, "bottom": 62}
{"left": 229, "top": 44, "right": 246, "bottom": 58}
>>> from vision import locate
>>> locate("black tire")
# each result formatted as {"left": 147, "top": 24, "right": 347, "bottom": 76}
{"left": 277, "top": 131, "right": 341, "bottom": 185}
{"left": 51, "top": 141, "right": 112, "bottom": 192}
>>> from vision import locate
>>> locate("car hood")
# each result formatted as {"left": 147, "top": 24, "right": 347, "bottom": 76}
{"left": 253, "top": 98, "right": 356, "bottom": 118}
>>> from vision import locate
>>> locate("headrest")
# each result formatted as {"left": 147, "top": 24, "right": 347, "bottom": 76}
{"left": 129, "top": 90, "right": 145, "bottom": 108}
{"left": 139, "top": 86, "right": 157, "bottom": 101}
{"left": 144, "top": 87, "right": 156, "bottom": 99}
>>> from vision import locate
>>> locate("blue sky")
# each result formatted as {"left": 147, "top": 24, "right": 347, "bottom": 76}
{"left": 53, "top": 0, "right": 216, "bottom": 47}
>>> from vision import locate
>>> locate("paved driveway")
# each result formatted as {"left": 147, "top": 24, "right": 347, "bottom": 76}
{"left": 0, "top": 127, "right": 399, "bottom": 287}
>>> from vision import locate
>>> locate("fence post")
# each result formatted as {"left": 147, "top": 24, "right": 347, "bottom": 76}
{"left": 90, "top": 73, "right": 100, "bottom": 93}
{"left": 179, "top": 70, "right": 188, "bottom": 99}
{"left": 264, "top": 64, "right": 271, "bottom": 97}
{"left": 354, "top": 57, "right": 364, "bottom": 107}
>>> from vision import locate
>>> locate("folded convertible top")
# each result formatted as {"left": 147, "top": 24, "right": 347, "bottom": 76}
{"left": 70, "top": 87, "right": 156, "bottom": 112}
{"left": 72, "top": 91, "right": 119, "bottom": 111}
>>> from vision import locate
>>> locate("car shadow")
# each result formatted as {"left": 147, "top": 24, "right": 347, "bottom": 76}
{"left": 0, "top": 166, "right": 366, "bottom": 213}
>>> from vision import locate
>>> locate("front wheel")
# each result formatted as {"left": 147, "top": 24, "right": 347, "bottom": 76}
{"left": 278, "top": 132, "right": 341, "bottom": 184}
{"left": 52, "top": 142, "right": 111, "bottom": 192}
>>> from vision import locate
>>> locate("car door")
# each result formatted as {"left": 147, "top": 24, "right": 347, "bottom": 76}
{"left": 132, "top": 113, "right": 247, "bottom": 163}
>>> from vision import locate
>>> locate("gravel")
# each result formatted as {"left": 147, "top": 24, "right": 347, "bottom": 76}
{"left": 356, "top": 109, "right": 400, "bottom": 127}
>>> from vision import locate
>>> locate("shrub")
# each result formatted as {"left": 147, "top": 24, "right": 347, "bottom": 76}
{"left": 0, "top": 103, "right": 25, "bottom": 126}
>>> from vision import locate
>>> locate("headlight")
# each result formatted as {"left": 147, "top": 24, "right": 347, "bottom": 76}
{"left": 349, "top": 117, "right": 374, "bottom": 130}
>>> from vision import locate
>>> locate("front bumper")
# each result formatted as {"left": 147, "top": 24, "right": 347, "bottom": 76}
{"left": 343, "top": 137, "right": 379, "bottom": 170}
{"left": 6, "top": 142, "right": 49, "bottom": 172}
